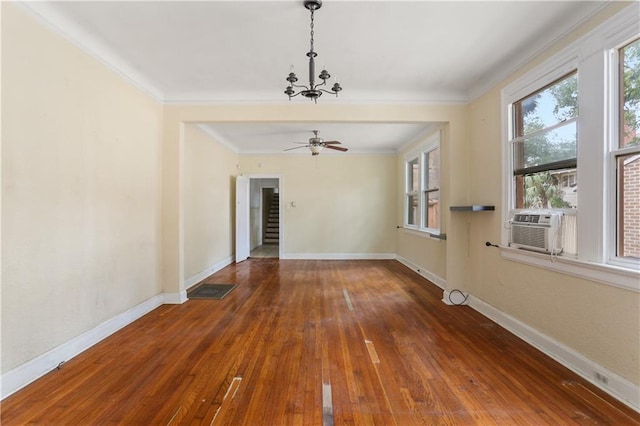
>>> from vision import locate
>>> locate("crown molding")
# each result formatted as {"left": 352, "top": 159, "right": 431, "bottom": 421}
{"left": 17, "top": 1, "right": 164, "bottom": 102}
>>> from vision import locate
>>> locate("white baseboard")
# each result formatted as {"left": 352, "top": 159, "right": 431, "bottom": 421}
{"left": 468, "top": 294, "right": 640, "bottom": 413}
{"left": 184, "top": 256, "right": 234, "bottom": 290}
{"left": 1, "top": 294, "right": 165, "bottom": 399}
{"left": 395, "top": 255, "right": 446, "bottom": 289}
{"left": 0, "top": 260, "right": 236, "bottom": 400}
{"left": 442, "top": 290, "right": 470, "bottom": 306}
{"left": 281, "top": 253, "right": 396, "bottom": 260}
{"left": 163, "top": 290, "right": 188, "bottom": 304}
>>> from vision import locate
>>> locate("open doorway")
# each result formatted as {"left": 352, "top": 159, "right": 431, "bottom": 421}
{"left": 246, "top": 176, "right": 281, "bottom": 259}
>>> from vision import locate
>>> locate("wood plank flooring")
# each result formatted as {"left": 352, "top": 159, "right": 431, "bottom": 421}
{"left": 2, "top": 259, "right": 639, "bottom": 425}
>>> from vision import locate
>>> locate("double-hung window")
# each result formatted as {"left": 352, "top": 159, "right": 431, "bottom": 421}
{"left": 404, "top": 132, "right": 440, "bottom": 234}
{"left": 405, "top": 157, "right": 420, "bottom": 226}
{"left": 611, "top": 37, "right": 640, "bottom": 265}
{"left": 502, "top": 4, "right": 639, "bottom": 289}
{"left": 509, "top": 72, "right": 578, "bottom": 254}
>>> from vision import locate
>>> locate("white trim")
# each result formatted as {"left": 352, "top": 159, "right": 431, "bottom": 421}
{"left": 395, "top": 256, "right": 446, "bottom": 290}
{"left": 16, "top": 2, "right": 164, "bottom": 102}
{"left": 184, "top": 256, "right": 234, "bottom": 290}
{"left": 163, "top": 290, "right": 188, "bottom": 305}
{"left": 468, "top": 294, "right": 640, "bottom": 413}
{"left": 242, "top": 174, "right": 284, "bottom": 259}
{"left": 281, "top": 253, "right": 396, "bottom": 260}
{"left": 403, "top": 131, "right": 441, "bottom": 230}
{"left": 501, "top": 247, "right": 640, "bottom": 293}
{"left": 1, "top": 294, "right": 165, "bottom": 399}
{"left": 400, "top": 227, "right": 446, "bottom": 241}
{"left": 442, "top": 290, "right": 470, "bottom": 306}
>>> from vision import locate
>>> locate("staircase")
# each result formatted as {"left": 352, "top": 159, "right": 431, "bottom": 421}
{"left": 264, "top": 193, "right": 279, "bottom": 244}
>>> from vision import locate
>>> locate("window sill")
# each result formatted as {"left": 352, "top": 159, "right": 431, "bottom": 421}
{"left": 401, "top": 227, "right": 446, "bottom": 241}
{"left": 501, "top": 247, "right": 639, "bottom": 293}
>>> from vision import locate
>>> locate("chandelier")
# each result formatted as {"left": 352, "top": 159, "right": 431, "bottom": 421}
{"left": 284, "top": 0, "right": 342, "bottom": 102}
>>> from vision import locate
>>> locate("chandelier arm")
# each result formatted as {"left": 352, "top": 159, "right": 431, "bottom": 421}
{"left": 318, "top": 88, "right": 339, "bottom": 95}
{"left": 313, "top": 79, "right": 327, "bottom": 89}
{"left": 290, "top": 82, "right": 310, "bottom": 90}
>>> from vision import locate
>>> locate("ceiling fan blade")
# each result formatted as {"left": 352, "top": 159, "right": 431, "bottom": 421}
{"left": 323, "top": 141, "right": 342, "bottom": 145}
{"left": 324, "top": 145, "right": 349, "bottom": 152}
{"left": 284, "top": 145, "right": 310, "bottom": 151}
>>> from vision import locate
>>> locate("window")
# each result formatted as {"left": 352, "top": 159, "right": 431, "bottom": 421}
{"left": 502, "top": 4, "right": 639, "bottom": 289}
{"left": 510, "top": 72, "right": 578, "bottom": 255}
{"left": 405, "top": 157, "right": 419, "bottom": 226}
{"left": 404, "top": 133, "right": 440, "bottom": 233}
{"left": 614, "top": 38, "right": 640, "bottom": 261}
{"left": 423, "top": 147, "right": 440, "bottom": 230}
{"left": 512, "top": 72, "right": 578, "bottom": 209}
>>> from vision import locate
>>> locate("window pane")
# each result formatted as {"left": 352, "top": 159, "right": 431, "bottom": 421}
{"left": 617, "top": 153, "right": 640, "bottom": 258}
{"left": 516, "top": 73, "right": 577, "bottom": 137}
{"left": 425, "top": 148, "right": 440, "bottom": 190}
{"left": 406, "top": 195, "right": 418, "bottom": 225}
{"left": 407, "top": 158, "right": 419, "bottom": 192}
{"left": 517, "top": 168, "right": 577, "bottom": 209}
{"left": 620, "top": 39, "right": 640, "bottom": 148}
{"left": 514, "top": 121, "right": 577, "bottom": 171}
{"left": 424, "top": 191, "right": 440, "bottom": 230}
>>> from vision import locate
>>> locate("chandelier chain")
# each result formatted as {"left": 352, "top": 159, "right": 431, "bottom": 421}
{"left": 309, "top": 9, "right": 315, "bottom": 53}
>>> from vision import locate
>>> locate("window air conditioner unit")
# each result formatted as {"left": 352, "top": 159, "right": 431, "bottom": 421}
{"left": 509, "top": 211, "right": 563, "bottom": 254}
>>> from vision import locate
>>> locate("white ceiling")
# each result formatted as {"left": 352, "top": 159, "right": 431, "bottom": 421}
{"left": 21, "top": 0, "right": 607, "bottom": 154}
{"left": 199, "top": 122, "right": 440, "bottom": 154}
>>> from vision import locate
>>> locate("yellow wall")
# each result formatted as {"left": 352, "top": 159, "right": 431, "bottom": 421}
{"left": 464, "top": 2, "right": 639, "bottom": 384}
{"left": 396, "top": 125, "right": 449, "bottom": 282}
{"left": 1, "top": 3, "right": 163, "bottom": 372}
{"left": 466, "top": 88, "right": 640, "bottom": 385}
{"left": 240, "top": 154, "right": 397, "bottom": 256}
{"left": 183, "top": 125, "right": 238, "bottom": 281}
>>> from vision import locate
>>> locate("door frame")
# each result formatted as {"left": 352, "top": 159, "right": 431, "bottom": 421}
{"left": 235, "top": 175, "right": 250, "bottom": 263}
{"left": 242, "top": 174, "right": 283, "bottom": 259}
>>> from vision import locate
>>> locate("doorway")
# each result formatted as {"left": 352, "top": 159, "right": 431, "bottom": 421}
{"left": 236, "top": 175, "right": 282, "bottom": 262}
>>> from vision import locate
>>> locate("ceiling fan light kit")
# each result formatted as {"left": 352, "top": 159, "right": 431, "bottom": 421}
{"left": 284, "top": 0, "right": 342, "bottom": 102}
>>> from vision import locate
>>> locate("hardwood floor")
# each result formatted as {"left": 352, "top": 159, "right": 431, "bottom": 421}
{"left": 2, "top": 259, "right": 638, "bottom": 425}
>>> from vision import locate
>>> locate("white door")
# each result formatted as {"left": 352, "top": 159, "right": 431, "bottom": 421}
{"left": 235, "top": 175, "right": 250, "bottom": 263}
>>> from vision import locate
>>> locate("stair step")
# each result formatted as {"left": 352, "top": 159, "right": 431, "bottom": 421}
{"left": 264, "top": 194, "right": 280, "bottom": 244}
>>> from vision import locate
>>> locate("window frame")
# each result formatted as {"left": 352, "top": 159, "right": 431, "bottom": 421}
{"left": 607, "top": 37, "right": 640, "bottom": 269}
{"left": 510, "top": 71, "right": 579, "bottom": 212}
{"left": 422, "top": 146, "right": 440, "bottom": 233}
{"left": 403, "top": 131, "right": 441, "bottom": 235}
{"left": 501, "top": 4, "right": 640, "bottom": 291}
{"left": 404, "top": 156, "right": 420, "bottom": 227}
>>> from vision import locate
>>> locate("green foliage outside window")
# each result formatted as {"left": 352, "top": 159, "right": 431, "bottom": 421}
{"left": 622, "top": 39, "right": 640, "bottom": 147}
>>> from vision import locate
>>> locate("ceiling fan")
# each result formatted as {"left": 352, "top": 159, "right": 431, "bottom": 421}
{"left": 284, "top": 130, "right": 349, "bottom": 156}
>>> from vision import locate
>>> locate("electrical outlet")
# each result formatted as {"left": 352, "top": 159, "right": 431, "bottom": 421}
{"left": 594, "top": 371, "right": 609, "bottom": 385}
